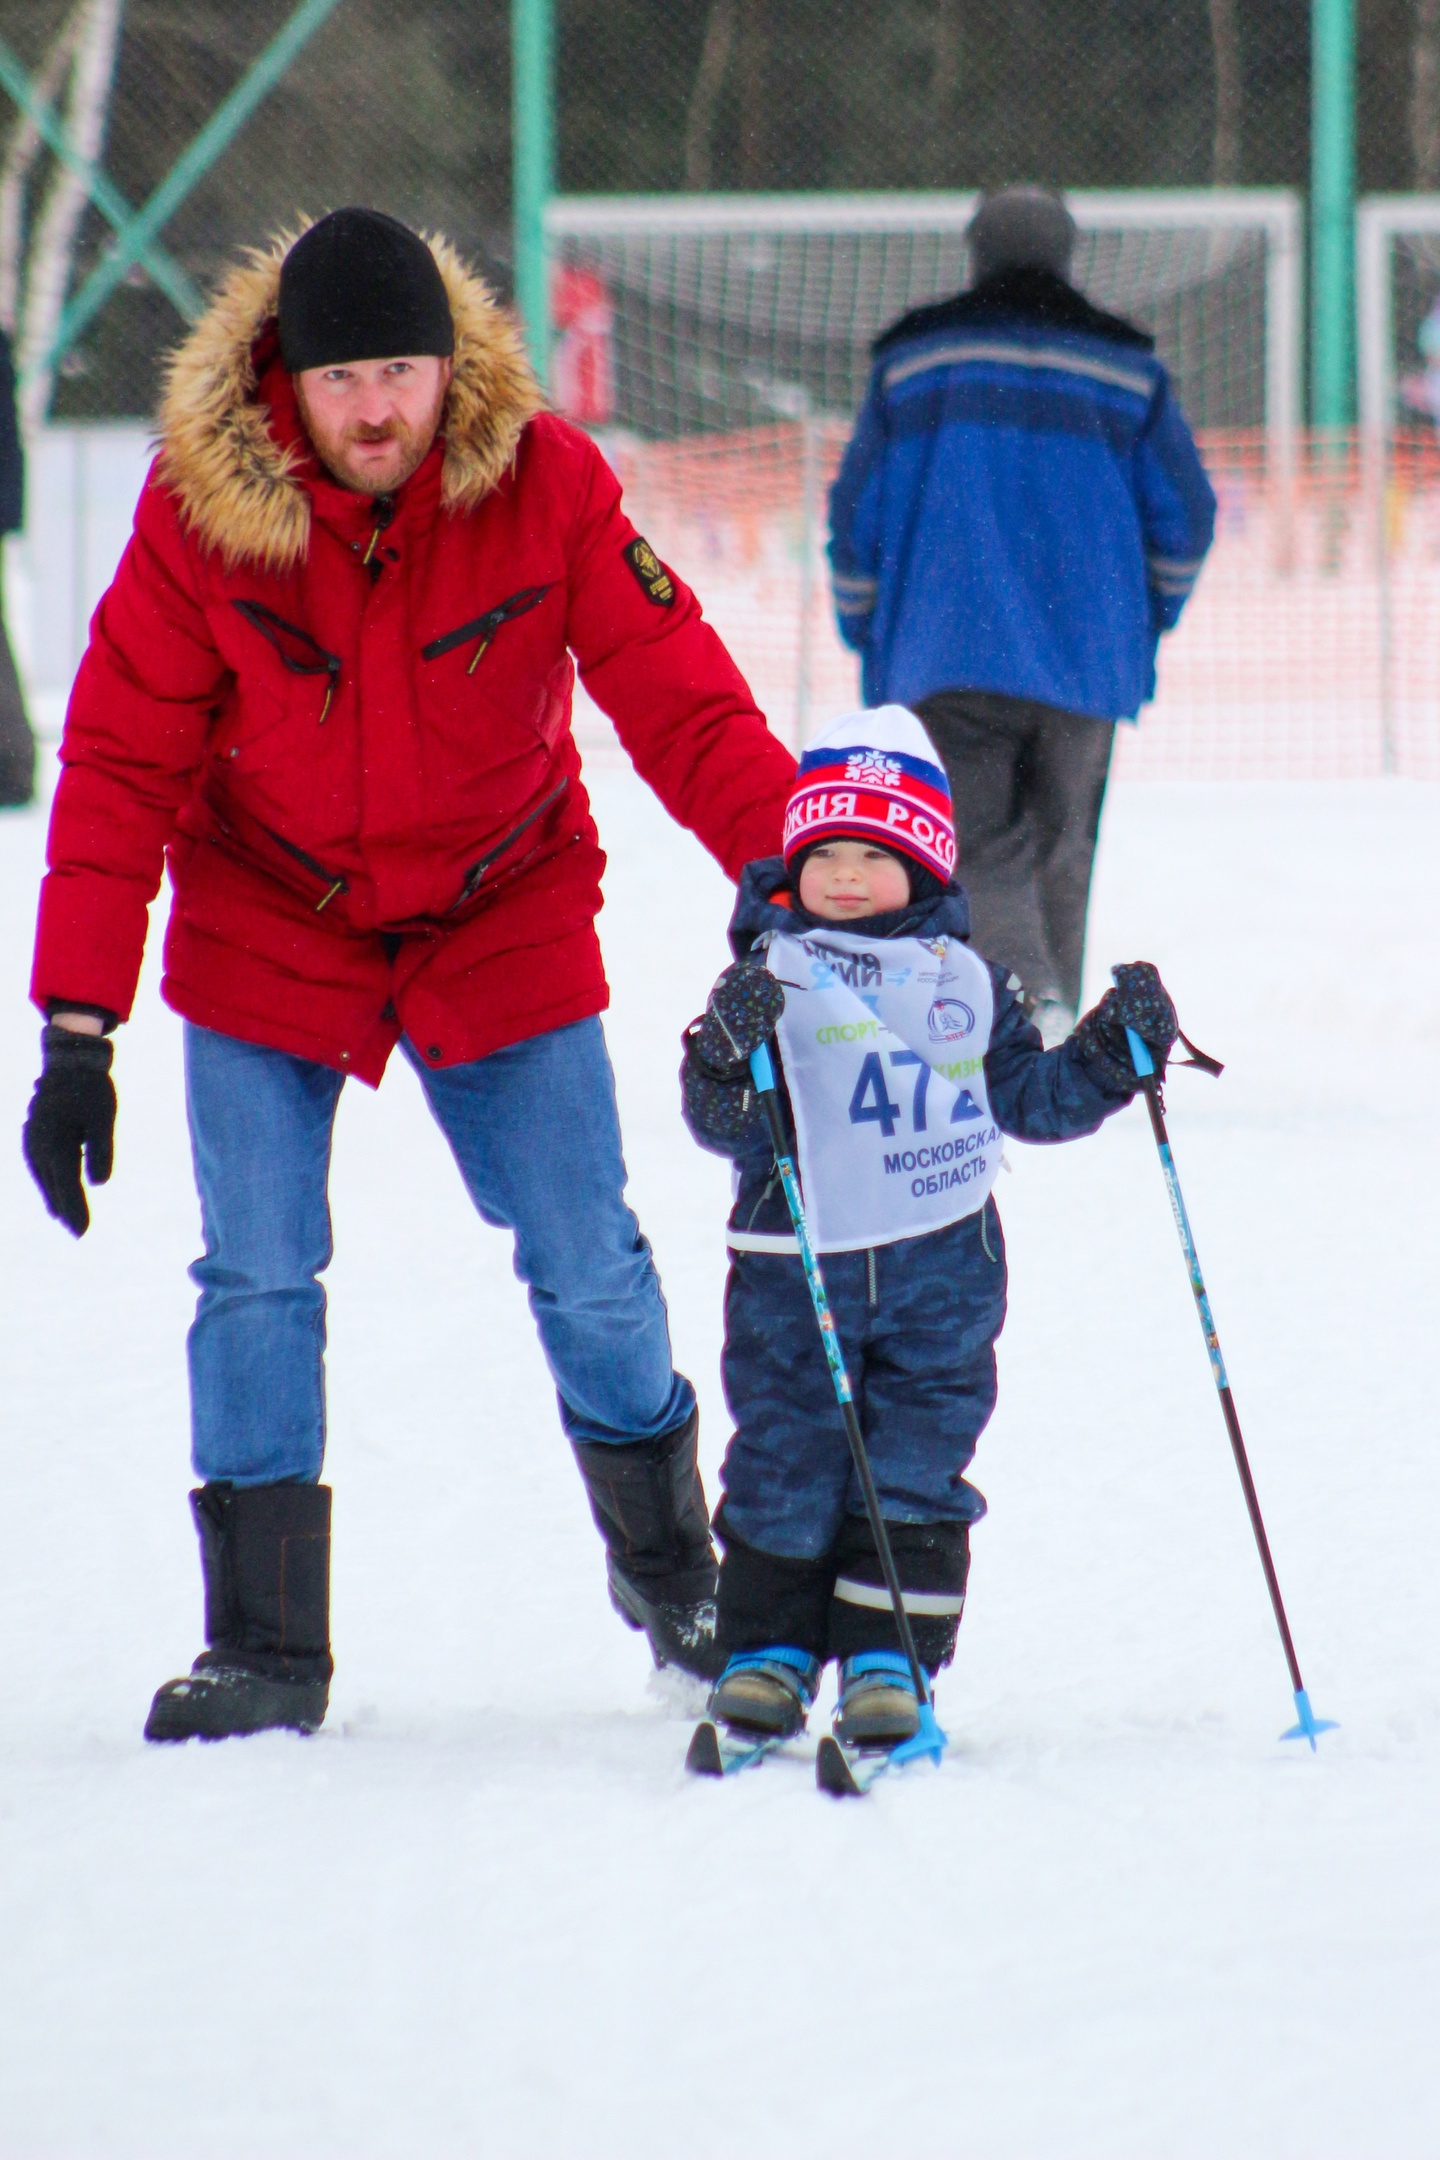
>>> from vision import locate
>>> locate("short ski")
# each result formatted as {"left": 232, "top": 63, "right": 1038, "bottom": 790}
{"left": 689, "top": 1721, "right": 942, "bottom": 1790}
{"left": 685, "top": 1719, "right": 793, "bottom": 1778}
{"left": 816, "top": 1728, "right": 946, "bottom": 1796}
{"left": 816, "top": 1734, "right": 893, "bottom": 1797}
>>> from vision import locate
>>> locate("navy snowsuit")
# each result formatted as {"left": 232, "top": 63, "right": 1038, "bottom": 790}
{"left": 684, "top": 861, "right": 1138, "bottom": 1665}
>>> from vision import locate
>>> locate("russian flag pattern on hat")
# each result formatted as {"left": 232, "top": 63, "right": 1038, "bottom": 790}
{"left": 782, "top": 704, "right": 956, "bottom": 884}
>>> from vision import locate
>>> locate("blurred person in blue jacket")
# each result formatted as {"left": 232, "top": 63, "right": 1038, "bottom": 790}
{"left": 0, "top": 326, "right": 32, "bottom": 809}
{"left": 828, "top": 187, "right": 1215, "bottom": 1042}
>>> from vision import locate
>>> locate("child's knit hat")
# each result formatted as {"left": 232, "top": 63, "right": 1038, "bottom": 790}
{"left": 782, "top": 705, "right": 955, "bottom": 885}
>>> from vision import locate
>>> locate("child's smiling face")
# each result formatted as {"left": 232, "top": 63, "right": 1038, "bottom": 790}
{"left": 797, "top": 841, "right": 912, "bottom": 921}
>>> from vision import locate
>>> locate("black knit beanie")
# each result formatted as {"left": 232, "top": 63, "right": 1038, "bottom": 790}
{"left": 278, "top": 208, "right": 455, "bottom": 372}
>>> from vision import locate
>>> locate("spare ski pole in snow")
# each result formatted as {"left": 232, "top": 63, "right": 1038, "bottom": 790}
{"left": 748, "top": 1041, "right": 946, "bottom": 1778}
{"left": 1124, "top": 1018, "right": 1336, "bottom": 1750}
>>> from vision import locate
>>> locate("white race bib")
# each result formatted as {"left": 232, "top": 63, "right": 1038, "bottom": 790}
{"left": 764, "top": 929, "right": 1002, "bottom": 1252}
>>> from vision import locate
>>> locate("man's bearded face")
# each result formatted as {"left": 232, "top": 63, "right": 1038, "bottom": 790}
{"left": 294, "top": 355, "right": 452, "bottom": 496}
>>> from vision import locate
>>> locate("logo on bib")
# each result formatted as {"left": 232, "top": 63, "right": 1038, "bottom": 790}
{"left": 927, "top": 996, "right": 976, "bottom": 1042}
{"left": 803, "top": 939, "right": 881, "bottom": 991}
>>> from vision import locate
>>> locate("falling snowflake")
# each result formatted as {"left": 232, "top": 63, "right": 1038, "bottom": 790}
{"left": 845, "top": 751, "right": 902, "bottom": 787}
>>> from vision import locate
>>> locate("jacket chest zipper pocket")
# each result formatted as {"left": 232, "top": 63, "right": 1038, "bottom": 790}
{"left": 231, "top": 599, "right": 342, "bottom": 722}
{"left": 421, "top": 584, "right": 554, "bottom": 675}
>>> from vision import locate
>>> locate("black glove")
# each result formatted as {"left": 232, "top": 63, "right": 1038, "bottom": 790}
{"left": 1072, "top": 962, "right": 1179, "bottom": 1092}
{"left": 23, "top": 1024, "right": 116, "bottom": 1237}
{"left": 693, "top": 961, "right": 786, "bottom": 1077}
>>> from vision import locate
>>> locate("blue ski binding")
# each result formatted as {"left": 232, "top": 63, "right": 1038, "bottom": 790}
{"left": 816, "top": 1702, "right": 949, "bottom": 1797}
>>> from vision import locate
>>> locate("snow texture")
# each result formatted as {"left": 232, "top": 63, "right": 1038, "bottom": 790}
{"left": 2, "top": 754, "right": 1438, "bottom": 2158}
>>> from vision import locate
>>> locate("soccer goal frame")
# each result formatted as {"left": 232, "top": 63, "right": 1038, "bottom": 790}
{"left": 1356, "top": 194, "right": 1440, "bottom": 446}
{"left": 546, "top": 188, "right": 1303, "bottom": 464}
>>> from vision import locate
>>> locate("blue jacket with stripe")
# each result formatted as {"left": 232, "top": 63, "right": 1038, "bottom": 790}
{"left": 828, "top": 269, "right": 1217, "bottom": 723}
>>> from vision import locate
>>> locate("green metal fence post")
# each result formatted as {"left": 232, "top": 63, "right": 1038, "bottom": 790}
{"left": 1311, "top": 0, "right": 1355, "bottom": 428}
{"left": 32, "top": 0, "right": 347, "bottom": 388}
{"left": 0, "top": 33, "right": 203, "bottom": 323}
{"left": 512, "top": 0, "right": 554, "bottom": 385}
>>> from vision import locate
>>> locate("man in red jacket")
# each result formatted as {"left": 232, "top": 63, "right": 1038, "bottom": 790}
{"left": 22, "top": 209, "right": 796, "bottom": 1743}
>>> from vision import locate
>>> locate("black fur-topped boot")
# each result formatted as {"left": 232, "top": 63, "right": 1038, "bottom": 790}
{"left": 144, "top": 1481, "right": 333, "bottom": 1742}
{"left": 572, "top": 1409, "right": 723, "bottom": 1680}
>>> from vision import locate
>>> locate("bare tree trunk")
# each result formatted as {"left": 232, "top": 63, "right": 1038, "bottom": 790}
{"left": 1414, "top": 0, "right": 1440, "bottom": 189}
{"left": 684, "top": 0, "right": 736, "bottom": 191}
{"left": 18, "top": 0, "right": 124, "bottom": 433}
{"left": 736, "top": 0, "right": 769, "bottom": 190}
{"left": 0, "top": 7, "right": 83, "bottom": 337}
{"left": 929, "top": 0, "right": 960, "bottom": 184}
{"left": 1209, "top": 0, "right": 1241, "bottom": 186}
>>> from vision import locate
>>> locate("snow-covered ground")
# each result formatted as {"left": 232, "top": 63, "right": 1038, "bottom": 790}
{"left": 1, "top": 752, "right": 1438, "bottom": 2159}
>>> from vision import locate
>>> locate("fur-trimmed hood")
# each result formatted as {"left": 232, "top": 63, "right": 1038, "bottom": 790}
{"left": 156, "top": 226, "right": 545, "bottom": 573}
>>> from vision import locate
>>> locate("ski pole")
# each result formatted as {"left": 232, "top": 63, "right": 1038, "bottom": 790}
{"left": 749, "top": 1040, "right": 946, "bottom": 1767}
{"left": 1124, "top": 1020, "right": 1335, "bottom": 1750}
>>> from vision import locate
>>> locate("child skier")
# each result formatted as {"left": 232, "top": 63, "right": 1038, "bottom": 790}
{"left": 681, "top": 705, "right": 1178, "bottom": 1755}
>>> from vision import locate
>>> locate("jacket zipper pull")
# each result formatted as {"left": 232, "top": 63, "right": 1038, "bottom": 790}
{"left": 465, "top": 635, "right": 493, "bottom": 676}
{"left": 315, "top": 877, "right": 345, "bottom": 913}
{"left": 318, "top": 657, "right": 339, "bottom": 723}
{"left": 362, "top": 493, "right": 397, "bottom": 566}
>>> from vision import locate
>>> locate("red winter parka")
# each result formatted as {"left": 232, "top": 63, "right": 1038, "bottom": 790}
{"left": 32, "top": 236, "right": 797, "bottom": 1083}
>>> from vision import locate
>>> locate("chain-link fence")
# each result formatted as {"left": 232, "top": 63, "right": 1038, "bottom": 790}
{"left": 1, "top": 0, "right": 510, "bottom": 424}
{"left": 8, "top": 1, "right": 1440, "bottom": 775}
{"left": 0, "top": 1, "right": 1435, "bottom": 425}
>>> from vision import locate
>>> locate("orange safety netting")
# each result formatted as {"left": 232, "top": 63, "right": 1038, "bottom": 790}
{"left": 586, "top": 427, "right": 1440, "bottom": 779}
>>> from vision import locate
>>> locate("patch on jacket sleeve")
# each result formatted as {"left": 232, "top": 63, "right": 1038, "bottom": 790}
{"left": 623, "top": 536, "right": 675, "bottom": 606}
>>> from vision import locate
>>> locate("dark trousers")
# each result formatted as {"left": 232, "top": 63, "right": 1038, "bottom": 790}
{"left": 714, "top": 1211, "right": 1004, "bottom": 1670}
{"left": 0, "top": 602, "right": 34, "bottom": 807}
{"left": 718, "top": 1208, "right": 1005, "bottom": 1558}
{"left": 915, "top": 690, "right": 1115, "bottom": 1011}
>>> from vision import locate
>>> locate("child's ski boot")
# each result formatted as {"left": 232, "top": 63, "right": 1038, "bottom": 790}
{"left": 832, "top": 1651, "right": 921, "bottom": 1748}
{"left": 816, "top": 1651, "right": 945, "bottom": 1795}
{"left": 709, "top": 1648, "right": 820, "bottom": 1738}
{"left": 686, "top": 1647, "right": 821, "bottom": 1776}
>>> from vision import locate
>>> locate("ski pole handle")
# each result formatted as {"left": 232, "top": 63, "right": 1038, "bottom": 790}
{"left": 750, "top": 1040, "right": 795, "bottom": 1177}
{"left": 1126, "top": 1025, "right": 1156, "bottom": 1079}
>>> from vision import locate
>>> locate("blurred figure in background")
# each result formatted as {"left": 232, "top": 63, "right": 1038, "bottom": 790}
{"left": 0, "top": 325, "right": 33, "bottom": 808}
{"left": 1397, "top": 291, "right": 1440, "bottom": 425}
{"left": 828, "top": 185, "right": 1215, "bottom": 1043}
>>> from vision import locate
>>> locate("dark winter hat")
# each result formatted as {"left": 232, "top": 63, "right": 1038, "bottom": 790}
{"left": 278, "top": 208, "right": 455, "bottom": 373}
{"left": 967, "top": 186, "right": 1076, "bottom": 280}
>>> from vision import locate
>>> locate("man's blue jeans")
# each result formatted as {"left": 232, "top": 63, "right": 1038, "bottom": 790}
{"left": 184, "top": 1017, "right": 694, "bottom": 1486}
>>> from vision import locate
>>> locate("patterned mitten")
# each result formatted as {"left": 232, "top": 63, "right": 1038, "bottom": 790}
{"left": 681, "top": 1025, "right": 768, "bottom": 1147}
{"left": 1072, "top": 961, "right": 1179, "bottom": 1091}
{"left": 693, "top": 961, "right": 786, "bottom": 1077}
